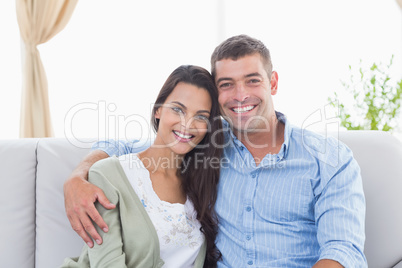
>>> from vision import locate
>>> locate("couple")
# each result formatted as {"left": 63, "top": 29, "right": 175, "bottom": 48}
{"left": 62, "top": 35, "right": 367, "bottom": 267}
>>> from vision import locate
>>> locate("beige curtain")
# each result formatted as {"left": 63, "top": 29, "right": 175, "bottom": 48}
{"left": 16, "top": 0, "right": 78, "bottom": 137}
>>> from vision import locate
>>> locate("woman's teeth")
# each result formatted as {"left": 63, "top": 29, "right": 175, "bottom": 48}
{"left": 173, "top": 131, "right": 193, "bottom": 139}
{"left": 232, "top": 105, "right": 255, "bottom": 113}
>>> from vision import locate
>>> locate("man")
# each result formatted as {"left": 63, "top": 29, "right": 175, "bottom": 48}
{"left": 64, "top": 35, "right": 367, "bottom": 267}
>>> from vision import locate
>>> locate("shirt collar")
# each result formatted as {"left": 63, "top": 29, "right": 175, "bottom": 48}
{"left": 276, "top": 111, "right": 291, "bottom": 161}
{"left": 223, "top": 111, "right": 292, "bottom": 161}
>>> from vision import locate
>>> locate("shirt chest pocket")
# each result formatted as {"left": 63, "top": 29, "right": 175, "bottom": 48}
{"left": 254, "top": 175, "right": 315, "bottom": 223}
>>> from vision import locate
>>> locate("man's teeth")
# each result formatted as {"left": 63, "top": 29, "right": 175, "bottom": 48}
{"left": 232, "top": 105, "right": 255, "bottom": 113}
{"left": 174, "top": 131, "right": 193, "bottom": 139}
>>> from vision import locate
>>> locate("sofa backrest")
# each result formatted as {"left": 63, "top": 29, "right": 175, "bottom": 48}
{"left": 35, "top": 138, "right": 91, "bottom": 268}
{"left": 1, "top": 132, "right": 402, "bottom": 267}
{"left": 0, "top": 139, "right": 39, "bottom": 268}
{"left": 336, "top": 131, "right": 402, "bottom": 267}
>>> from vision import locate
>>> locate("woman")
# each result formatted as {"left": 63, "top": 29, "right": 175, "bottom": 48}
{"left": 61, "top": 65, "right": 223, "bottom": 267}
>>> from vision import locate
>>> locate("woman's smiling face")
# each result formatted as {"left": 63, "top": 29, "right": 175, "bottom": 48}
{"left": 154, "top": 82, "right": 212, "bottom": 156}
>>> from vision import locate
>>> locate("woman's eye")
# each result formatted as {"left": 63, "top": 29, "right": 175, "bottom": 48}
{"left": 195, "top": 114, "right": 209, "bottom": 121}
{"left": 172, "top": 107, "right": 183, "bottom": 114}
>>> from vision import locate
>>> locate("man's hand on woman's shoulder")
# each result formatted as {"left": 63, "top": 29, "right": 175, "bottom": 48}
{"left": 63, "top": 150, "right": 115, "bottom": 248}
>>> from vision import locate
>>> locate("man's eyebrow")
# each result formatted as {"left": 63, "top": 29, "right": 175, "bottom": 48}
{"left": 216, "top": 77, "right": 233, "bottom": 84}
{"left": 216, "top": 73, "right": 263, "bottom": 84}
{"left": 245, "top": 72, "right": 263, "bottom": 78}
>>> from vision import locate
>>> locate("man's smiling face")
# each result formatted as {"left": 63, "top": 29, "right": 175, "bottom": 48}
{"left": 215, "top": 53, "right": 278, "bottom": 133}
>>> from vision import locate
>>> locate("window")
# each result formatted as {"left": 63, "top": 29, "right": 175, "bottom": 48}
{"left": 1, "top": 0, "right": 400, "bottom": 139}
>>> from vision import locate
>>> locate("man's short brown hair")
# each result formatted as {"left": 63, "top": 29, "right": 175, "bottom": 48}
{"left": 210, "top": 34, "right": 273, "bottom": 80}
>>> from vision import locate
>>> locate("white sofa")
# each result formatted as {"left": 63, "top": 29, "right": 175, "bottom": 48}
{"left": 1, "top": 131, "right": 402, "bottom": 268}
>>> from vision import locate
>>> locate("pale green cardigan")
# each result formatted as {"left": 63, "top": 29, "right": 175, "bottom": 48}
{"left": 61, "top": 157, "right": 206, "bottom": 268}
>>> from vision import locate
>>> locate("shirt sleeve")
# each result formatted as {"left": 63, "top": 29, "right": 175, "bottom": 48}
{"left": 91, "top": 139, "right": 150, "bottom": 157}
{"left": 86, "top": 165, "right": 127, "bottom": 268}
{"left": 314, "top": 141, "right": 367, "bottom": 268}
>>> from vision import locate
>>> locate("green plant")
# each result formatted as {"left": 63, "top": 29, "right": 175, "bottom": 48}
{"left": 328, "top": 56, "right": 402, "bottom": 131}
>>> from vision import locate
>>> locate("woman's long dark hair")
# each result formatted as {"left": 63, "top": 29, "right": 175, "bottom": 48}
{"left": 151, "top": 65, "right": 223, "bottom": 267}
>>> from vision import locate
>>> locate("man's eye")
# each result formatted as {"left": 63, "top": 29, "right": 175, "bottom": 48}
{"left": 219, "top": 83, "right": 231, "bottom": 89}
{"left": 249, "top": 79, "right": 260, "bottom": 84}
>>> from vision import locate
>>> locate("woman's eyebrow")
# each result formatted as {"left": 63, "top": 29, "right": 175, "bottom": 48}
{"left": 170, "top": 101, "right": 210, "bottom": 114}
{"left": 197, "top": 110, "right": 210, "bottom": 114}
{"left": 170, "top": 101, "right": 186, "bottom": 109}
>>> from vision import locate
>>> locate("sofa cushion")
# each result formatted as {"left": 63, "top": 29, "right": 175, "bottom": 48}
{"left": 394, "top": 260, "right": 402, "bottom": 268}
{"left": 0, "top": 139, "right": 39, "bottom": 268}
{"left": 35, "top": 138, "right": 90, "bottom": 268}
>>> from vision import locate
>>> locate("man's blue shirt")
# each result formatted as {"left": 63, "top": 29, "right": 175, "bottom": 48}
{"left": 92, "top": 112, "right": 367, "bottom": 267}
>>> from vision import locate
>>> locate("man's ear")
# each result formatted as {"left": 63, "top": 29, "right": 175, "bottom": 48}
{"left": 270, "top": 71, "right": 279, "bottom": 95}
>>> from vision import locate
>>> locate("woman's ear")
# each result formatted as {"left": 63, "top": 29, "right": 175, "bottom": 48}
{"left": 155, "top": 107, "right": 161, "bottom": 119}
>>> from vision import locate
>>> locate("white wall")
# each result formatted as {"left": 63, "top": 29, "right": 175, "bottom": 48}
{"left": 1, "top": 0, "right": 401, "bottom": 141}
{"left": 0, "top": 1, "right": 22, "bottom": 139}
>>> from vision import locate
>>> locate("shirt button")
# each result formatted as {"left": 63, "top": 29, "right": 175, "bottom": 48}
{"left": 248, "top": 260, "right": 253, "bottom": 265}
{"left": 246, "top": 235, "right": 251, "bottom": 240}
{"left": 251, "top": 174, "right": 256, "bottom": 178}
{"left": 246, "top": 206, "right": 251, "bottom": 212}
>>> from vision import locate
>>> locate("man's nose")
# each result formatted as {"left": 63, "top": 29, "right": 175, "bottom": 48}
{"left": 233, "top": 83, "right": 249, "bottom": 102}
